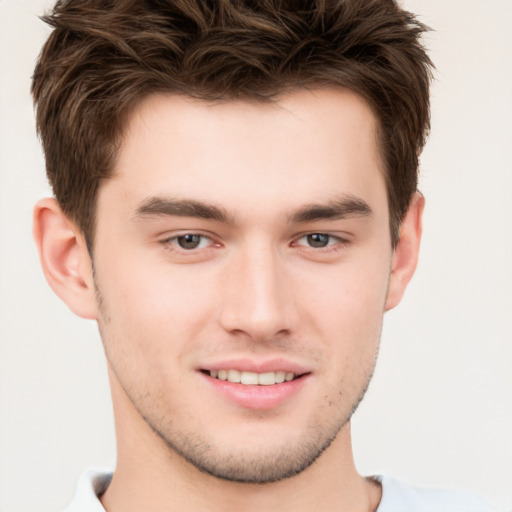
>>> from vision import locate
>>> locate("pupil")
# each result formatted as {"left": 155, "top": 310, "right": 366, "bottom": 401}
{"left": 178, "top": 234, "right": 201, "bottom": 249}
{"left": 307, "top": 233, "right": 329, "bottom": 248}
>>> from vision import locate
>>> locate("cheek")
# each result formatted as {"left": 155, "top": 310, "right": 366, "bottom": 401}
{"left": 95, "top": 255, "right": 221, "bottom": 363}
{"left": 95, "top": 265, "right": 216, "bottom": 410}
{"left": 296, "top": 257, "right": 390, "bottom": 331}
{"left": 292, "top": 254, "right": 389, "bottom": 378}
{"left": 104, "top": 247, "right": 215, "bottom": 309}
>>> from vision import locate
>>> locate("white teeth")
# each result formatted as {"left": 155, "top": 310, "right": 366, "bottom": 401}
{"left": 275, "top": 371, "right": 286, "bottom": 383}
{"left": 209, "top": 369, "right": 298, "bottom": 385}
{"left": 258, "top": 372, "right": 276, "bottom": 385}
{"left": 227, "top": 369, "right": 241, "bottom": 383}
{"left": 240, "top": 371, "right": 259, "bottom": 385}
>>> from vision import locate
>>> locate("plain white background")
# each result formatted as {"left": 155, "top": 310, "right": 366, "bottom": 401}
{"left": 0, "top": 0, "right": 511, "bottom": 510}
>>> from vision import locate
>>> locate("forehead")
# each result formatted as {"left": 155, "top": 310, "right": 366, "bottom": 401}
{"left": 101, "top": 88, "right": 386, "bottom": 220}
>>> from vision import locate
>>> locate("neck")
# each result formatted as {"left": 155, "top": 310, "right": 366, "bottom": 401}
{"left": 101, "top": 371, "right": 381, "bottom": 512}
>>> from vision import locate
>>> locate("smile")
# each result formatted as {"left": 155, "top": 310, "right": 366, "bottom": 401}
{"left": 200, "top": 365, "right": 311, "bottom": 409}
{"left": 207, "top": 369, "right": 298, "bottom": 385}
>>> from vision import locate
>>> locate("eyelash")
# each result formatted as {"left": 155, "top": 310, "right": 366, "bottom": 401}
{"left": 293, "top": 233, "right": 349, "bottom": 252}
{"left": 160, "top": 232, "right": 349, "bottom": 254}
{"left": 161, "top": 233, "right": 217, "bottom": 251}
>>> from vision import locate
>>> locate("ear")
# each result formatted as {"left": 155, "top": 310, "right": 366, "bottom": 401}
{"left": 33, "top": 198, "right": 98, "bottom": 319}
{"left": 385, "top": 192, "right": 425, "bottom": 311}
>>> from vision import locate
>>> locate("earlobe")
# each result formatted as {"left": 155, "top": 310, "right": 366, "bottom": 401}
{"left": 33, "top": 198, "right": 97, "bottom": 319}
{"left": 385, "top": 192, "right": 425, "bottom": 311}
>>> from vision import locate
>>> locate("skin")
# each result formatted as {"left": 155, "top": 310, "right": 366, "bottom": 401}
{"left": 34, "top": 88, "right": 424, "bottom": 512}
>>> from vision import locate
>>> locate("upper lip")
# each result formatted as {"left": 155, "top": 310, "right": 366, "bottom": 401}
{"left": 198, "top": 358, "right": 311, "bottom": 375}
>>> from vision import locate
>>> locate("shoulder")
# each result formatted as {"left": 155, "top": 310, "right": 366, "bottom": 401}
{"left": 64, "top": 468, "right": 112, "bottom": 512}
{"left": 375, "top": 475, "right": 495, "bottom": 512}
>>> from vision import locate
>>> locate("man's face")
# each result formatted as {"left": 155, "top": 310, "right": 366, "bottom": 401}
{"left": 92, "top": 89, "right": 394, "bottom": 482}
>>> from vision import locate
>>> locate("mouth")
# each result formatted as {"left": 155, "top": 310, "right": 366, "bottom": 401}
{"left": 199, "top": 365, "right": 311, "bottom": 409}
{"left": 201, "top": 369, "right": 306, "bottom": 386}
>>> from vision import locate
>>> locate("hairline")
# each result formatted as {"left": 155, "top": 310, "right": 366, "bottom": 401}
{"left": 82, "top": 85, "right": 402, "bottom": 253}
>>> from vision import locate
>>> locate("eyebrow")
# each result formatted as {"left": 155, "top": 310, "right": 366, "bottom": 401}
{"left": 135, "top": 197, "right": 234, "bottom": 224}
{"left": 289, "top": 195, "right": 373, "bottom": 223}
{"left": 134, "top": 194, "right": 372, "bottom": 225}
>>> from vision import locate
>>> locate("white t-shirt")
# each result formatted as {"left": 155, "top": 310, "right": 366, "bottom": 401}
{"left": 65, "top": 469, "right": 494, "bottom": 512}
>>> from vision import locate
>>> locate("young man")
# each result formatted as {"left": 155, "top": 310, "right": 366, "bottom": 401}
{"left": 31, "top": 1, "right": 493, "bottom": 510}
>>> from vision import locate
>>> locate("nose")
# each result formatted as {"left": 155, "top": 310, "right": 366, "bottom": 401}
{"left": 218, "top": 242, "right": 296, "bottom": 342}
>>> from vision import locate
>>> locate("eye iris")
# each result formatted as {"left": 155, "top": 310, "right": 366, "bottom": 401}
{"left": 177, "top": 234, "right": 202, "bottom": 249}
{"left": 307, "top": 233, "right": 329, "bottom": 248}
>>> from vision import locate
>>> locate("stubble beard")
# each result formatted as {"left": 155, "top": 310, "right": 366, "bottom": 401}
{"left": 109, "top": 355, "right": 377, "bottom": 485}
{"left": 149, "top": 373, "right": 375, "bottom": 484}
{"left": 95, "top": 281, "right": 379, "bottom": 485}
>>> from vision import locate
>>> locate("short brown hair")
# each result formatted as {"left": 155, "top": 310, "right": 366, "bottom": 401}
{"left": 32, "top": 0, "right": 433, "bottom": 248}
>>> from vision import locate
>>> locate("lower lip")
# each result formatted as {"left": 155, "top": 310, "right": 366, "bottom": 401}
{"left": 201, "top": 372, "right": 310, "bottom": 410}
